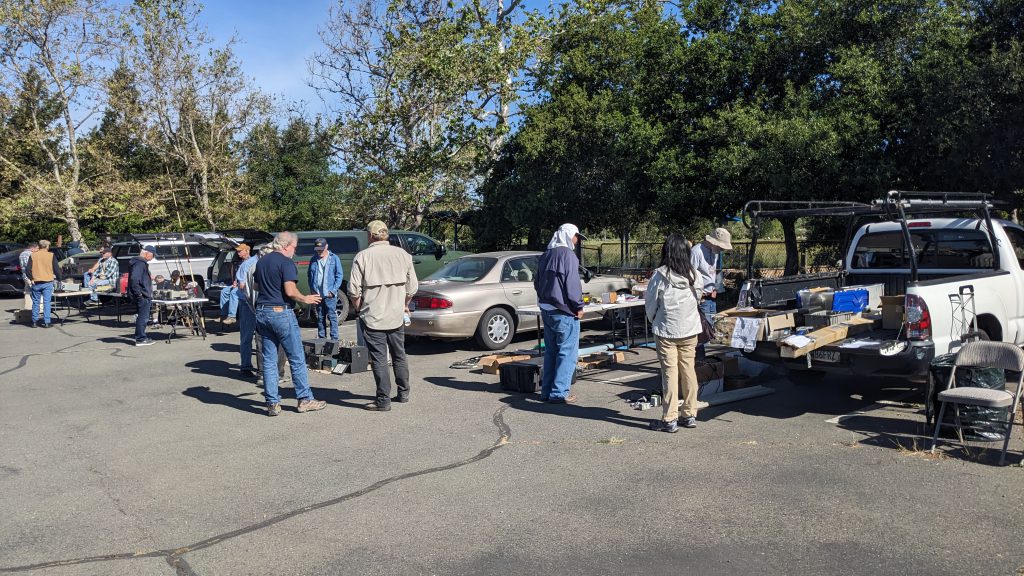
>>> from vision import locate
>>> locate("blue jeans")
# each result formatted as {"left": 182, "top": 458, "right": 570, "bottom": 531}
{"left": 84, "top": 272, "right": 112, "bottom": 301}
{"left": 315, "top": 295, "right": 339, "bottom": 340}
{"left": 238, "top": 301, "right": 256, "bottom": 370}
{"left": 541, "top": 309, "right": 580, "bottom": 400}
{"left": 255, "top": 307, "right": 312, "bottom": 405}
{"left": 696, "top": 299, "right": 716, "bottom": 359}
{"left": 134, "top": 296, "right": 152, "bottom": 341}
{"left": 30, "top": 282, "right": 53, "bottom": 325}
{"left": 219, "top": 286, "right": 238, "bottom": 318}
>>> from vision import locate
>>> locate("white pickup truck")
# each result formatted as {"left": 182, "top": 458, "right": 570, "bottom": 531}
{"left": 739, "top": 192, "right": 1024, "bottom": 383}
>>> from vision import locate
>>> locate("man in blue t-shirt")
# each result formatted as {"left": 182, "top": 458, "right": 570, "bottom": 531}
{"left": 253, "top": 231, "right": 326, "bottom": 417}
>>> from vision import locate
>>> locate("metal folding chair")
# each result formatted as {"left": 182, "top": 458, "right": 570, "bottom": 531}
{"left": 930, "top": 341, "right": 1024, "bottom": 465}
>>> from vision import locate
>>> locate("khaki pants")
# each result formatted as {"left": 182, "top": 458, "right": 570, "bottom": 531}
{"left": 655, "top": 335, "right": 699, "bottom": 422}
{"left": 23, "top": 285, "right": 42, "bottom": 312}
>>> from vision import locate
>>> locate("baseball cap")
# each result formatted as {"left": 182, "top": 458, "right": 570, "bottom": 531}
{"left": 313, "top": 238, "right": 328, "bottom": 251}
{"left": 367, "top": 220, "right": 388, "bottom": 236}
{"left": 141, "top": 244, "right": 157, "bottom": 254}
{"left": 235, "top": 243, "right": 251, "bottom": 252}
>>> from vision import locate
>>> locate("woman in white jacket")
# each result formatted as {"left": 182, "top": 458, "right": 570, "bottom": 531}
{"left": 645, "top": 234, "right": 704, "bottom": 432}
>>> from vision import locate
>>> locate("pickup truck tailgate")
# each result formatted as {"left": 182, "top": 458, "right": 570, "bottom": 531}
{"left": 746, "top": 329, "right": 936, "bottom": 382}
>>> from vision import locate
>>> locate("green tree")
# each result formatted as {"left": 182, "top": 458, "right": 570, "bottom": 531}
{"left": 478, "top": 0, "right": 685, "bottom": 248}
{"left": 124, "top": 0, "right": 271, "bottom": 230}
{"left": 0, "top": 0, "right": 123, "bottom": 248}
{"left": 241, "top": 117, "right": 346, "bottom": 231}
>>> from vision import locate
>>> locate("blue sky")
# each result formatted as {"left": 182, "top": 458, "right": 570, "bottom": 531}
{"left": 201, "top": 0, "right": 335, "bottom": 114}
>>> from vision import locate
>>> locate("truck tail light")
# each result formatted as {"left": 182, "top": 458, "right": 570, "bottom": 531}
{"left": 413, "top": 295, "right": 453, "bottom": 309}
{"left": 905, "top": 294, "right": 931, "bottom": 340}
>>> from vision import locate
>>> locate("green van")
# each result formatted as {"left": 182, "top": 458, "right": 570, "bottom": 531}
{"left": 292, "top": 230, "right": 470, "bottom": 319}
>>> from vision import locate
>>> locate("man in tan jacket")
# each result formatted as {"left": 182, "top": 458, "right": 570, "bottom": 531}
{"left": 26, "top": 239, "right": 63, "bottom": 328}
{"left": 348, "top": 220, "right": 418, "bottom": 411}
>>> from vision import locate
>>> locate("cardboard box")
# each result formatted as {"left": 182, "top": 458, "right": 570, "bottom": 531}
{"left": 695, "top": 357, "right": 725, "bottom": 382}
{"left": 843, "top": 315, "right": 878, "bottom": 336}
{"left": 779, "top": 325, "right": 849, "bottom": 358}
{"left": 880, "top": 296, "right": 904, "bottom": 330}
{"left": 605, "top": 351, "right": 626, "bottom": 364}
{"left": 482, "top": 354, "right": 533, "bottom": 375}
{"left": 577, "top": 353, "right": 611, "bottom": 370}
{"left": 714, "top": 308, "right": 796, "bottom": 345}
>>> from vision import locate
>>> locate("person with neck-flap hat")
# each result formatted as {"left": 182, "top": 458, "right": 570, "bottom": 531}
{"left": 533, "top": 223, "right": 587, "bottom": 404}
{"left": 692, "top": 227, "right": 732, "bottom": 358}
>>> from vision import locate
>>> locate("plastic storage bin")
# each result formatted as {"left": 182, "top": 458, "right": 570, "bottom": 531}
{"left": 831, "top": 288, "right": 869, "bottom": 312}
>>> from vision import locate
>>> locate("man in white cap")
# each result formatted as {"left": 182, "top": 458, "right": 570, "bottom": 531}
{"left": 691, "top": 227, "right": 732, "bottom": 357}
{"left": 534, "top": 223, "right": 587, "bottom": 404}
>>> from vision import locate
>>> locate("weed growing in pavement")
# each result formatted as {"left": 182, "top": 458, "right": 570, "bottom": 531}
{"left": 892, "top": 437, "right": 947, "bottom": 460}
{"left": 597, "top": 437, "right": 626, "bottom": 445}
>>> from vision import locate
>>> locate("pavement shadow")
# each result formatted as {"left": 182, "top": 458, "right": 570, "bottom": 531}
{"left": 185, "top": 358, "right": 252, "bottom": 382}
{"left": 182, "top": 385, "right": 265, "bottom": 415}
{"left": 308, "top": 386, "right": 376, "bottom": 409}
{"left": 839, "top": 413, "right": 1023, "bottom": 466}
{"left": 498, "top": 394, "right": 653, "bottom": 430}
{"left": 210, "top": 342, "right": 239, "bottom": 354}
{"left": 424, "top": 375, "right": 503, "bottom": 394}
{"left": 97, "top": 335, "right": 141, "bottom": 346}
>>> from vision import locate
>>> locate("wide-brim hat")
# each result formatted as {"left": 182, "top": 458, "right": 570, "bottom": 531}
{"left": 705, "top": 227, "right": 733, "bottom": 251}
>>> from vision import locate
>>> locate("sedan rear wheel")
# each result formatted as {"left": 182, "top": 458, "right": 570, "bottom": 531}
{"left": 476, "top": 307, "right": 514, "bottom": 350}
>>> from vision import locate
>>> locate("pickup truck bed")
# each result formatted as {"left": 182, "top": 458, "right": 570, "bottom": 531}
{"left": 745, "top": 328, "right": 935, "bottom": 382}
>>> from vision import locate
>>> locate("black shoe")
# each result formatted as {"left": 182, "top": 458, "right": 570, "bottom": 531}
{"left": 135, "top": 338, "right": 156, "bottom": 347}
{"left": 364, "top": 402, "right": 392, "bottom": 411}
{"left": 42, "top": 323, "right": 51, "bottom": 329}
{"left": 393, "top": 396, "right": 409, "bottom": 403}
{"left": 240, "top": 368, "right": 257, "bottom": 378}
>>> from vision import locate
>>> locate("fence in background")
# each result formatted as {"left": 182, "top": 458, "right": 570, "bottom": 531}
{"left": 582, "top": 240, "right": 843, "bottom": 280}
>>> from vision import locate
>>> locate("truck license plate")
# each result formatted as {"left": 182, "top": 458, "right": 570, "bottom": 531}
{"left": 811, "top": 351, "right": 840, "bottom": 363}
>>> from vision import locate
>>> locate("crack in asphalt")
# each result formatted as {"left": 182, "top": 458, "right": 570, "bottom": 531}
{"left": 0, "top": 346, "right": 135, "bottom": 376}
{"left": 0, "top": 405, "right": 512, "bottom": 575}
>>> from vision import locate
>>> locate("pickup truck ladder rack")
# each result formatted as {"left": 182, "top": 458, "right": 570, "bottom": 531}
{"left": 741, "top": 191, "right": 999, "bottom": 282}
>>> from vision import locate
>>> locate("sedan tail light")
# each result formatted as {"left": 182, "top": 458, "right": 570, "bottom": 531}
{"left": 413, "top": 295, "right": 453, "bottom": 309}
{"left": 2, "top": 264, "right": 19, "bottom": 273}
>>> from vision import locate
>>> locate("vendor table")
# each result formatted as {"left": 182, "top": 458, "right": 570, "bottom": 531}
{"left": 50, "top": 290, "right": 92, "bottom": 326}
{"left": 517, "top": 299, "right": 649, "bottom": 350}
{"left": 151, "top": 298, "right": 209, "bottom": 342}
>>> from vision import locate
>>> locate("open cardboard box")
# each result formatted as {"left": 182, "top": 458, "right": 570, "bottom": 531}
{"left": 880, "top": 295, "right": 905, "bottom": 330}
{"left": 714, "top": 308, "right": 797, "bottom": 345}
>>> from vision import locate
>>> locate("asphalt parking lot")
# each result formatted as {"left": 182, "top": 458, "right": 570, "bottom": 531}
{"left": 0, "top": 298, "right": 1022, "bottom": 576}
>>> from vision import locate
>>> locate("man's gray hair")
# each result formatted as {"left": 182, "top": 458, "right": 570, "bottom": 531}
{"left": 38, "top": 239, "right": 50, "bottom": 249}
{"left": 256, "top": 243, "right": 273, "bottom": 256}
{"left": 271, "top": 231, "right": 297, "bottom": 250}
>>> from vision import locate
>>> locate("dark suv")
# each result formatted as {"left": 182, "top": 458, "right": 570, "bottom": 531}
{"left": 0, "top": 246, "right": 71, "bottom": 294}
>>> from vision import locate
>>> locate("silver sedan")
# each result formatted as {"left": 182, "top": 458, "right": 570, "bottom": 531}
{"left": 406, "top": 251, "right": 634, "bottom": 350}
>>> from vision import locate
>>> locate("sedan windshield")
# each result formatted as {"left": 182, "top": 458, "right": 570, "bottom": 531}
{"left": 426, "top": 257, "right": 497, "bottom": 282}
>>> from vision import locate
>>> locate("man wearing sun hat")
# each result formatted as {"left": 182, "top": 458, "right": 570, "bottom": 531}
{"left": 692, "top": 227, "right": 732, "bottom": 357}
{"left": 348, "top": 220, "right": 418, "bottom": 412}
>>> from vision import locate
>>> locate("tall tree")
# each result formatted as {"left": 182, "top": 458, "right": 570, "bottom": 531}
{"left": 124, "top": 0, "right": 270, "bottom": 230}
{"left": 0, "top": 0, "right": 122, "bottom": 248}
{"left": 310, "top": 0, "right": 538, "bottom": 229}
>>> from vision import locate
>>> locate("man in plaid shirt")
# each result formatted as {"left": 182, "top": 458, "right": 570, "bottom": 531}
{"left": 84, "top": 246, "right": 120, "bottom": 303}
{"left": 19, "top": 242, "right": 38, "bottom": 310}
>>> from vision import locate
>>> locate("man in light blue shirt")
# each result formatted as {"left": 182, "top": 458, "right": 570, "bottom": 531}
{"left": 233, "top": 243, "right": 258, "bottom": 376}
{"left": 307, "top": 238, "right": 344, "bottom": 340}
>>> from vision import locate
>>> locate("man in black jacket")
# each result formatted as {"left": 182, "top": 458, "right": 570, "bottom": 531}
{"left": 129, "top": 245, "right": 157, "bottom": 346}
